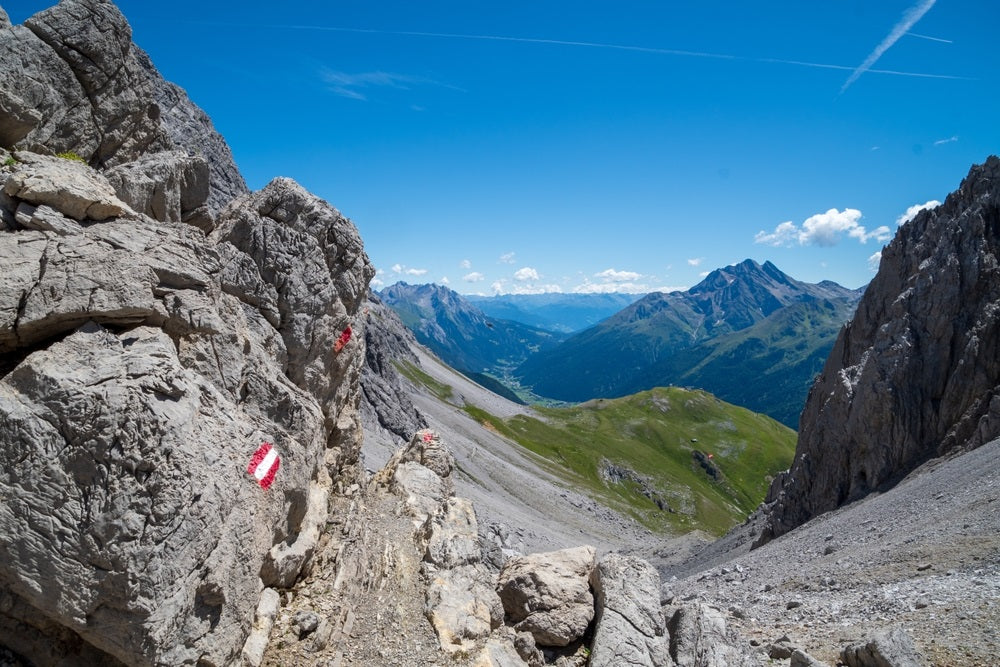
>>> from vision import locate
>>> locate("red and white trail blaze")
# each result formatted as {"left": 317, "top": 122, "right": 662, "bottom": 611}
{"left": 247, "top": 442, "right": 281, "bottom": 490}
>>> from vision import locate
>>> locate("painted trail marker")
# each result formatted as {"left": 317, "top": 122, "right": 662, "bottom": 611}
{"left": 334, "top": 326, "right": 352, "bottom": 353}
{"left": 247, "top": 442, "right": 280, "bottom": 490}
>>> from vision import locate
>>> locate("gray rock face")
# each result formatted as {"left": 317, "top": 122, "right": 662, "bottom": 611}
{"left": 666, "top": 603, "right": 758, "bottom": 667}
{"left": 842, "top": 627, "right": 924, "bottom": 667}
{"left": 760, "top": 155, "right": 1000, "bottom": 542}
{"left": 0, "top": 0, "right": 246, "bottom": 211}
{"left": 372, "top": 429, "right": 503, "bottom": 657}
{"left": 360, "top": 291, "right": 427, "bottom": 456}
{"left": 4, "top": 151, "right": 130, "bottom": 220}
{"left": 589, "top": 553, "right": 670, "bottom": 667}
{"left": 0, "top": 154, "right": 373, "bottom": 665}
{"left": 105, "top": 150, "right": 212, "bottom": 228}
{"left": 496, "top": 545, "right": 596, "bottom": 647}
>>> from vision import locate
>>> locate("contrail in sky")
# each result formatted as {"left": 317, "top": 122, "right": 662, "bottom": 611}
{"left": 274, "top": 23, "right": 968, "bottom": 82}
{"left": 907, "top": 31, "right": 952, "bottom": 43}
{"left": 840, "top": 0, "right": 937, "bottom": 94}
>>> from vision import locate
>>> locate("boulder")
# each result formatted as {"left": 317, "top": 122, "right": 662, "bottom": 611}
{"left": 790, "top": 649, "right": 828, "bottom": 667}
{"left": 842, "top": 627, "right": 924, "bottom": 667}
{"left": 4, "top": 151, "right": 130, "bottom": 220}
{"left": 667, "top": 603, "right": 758, "bottom": 667}
{"left": 589, "top": 553, "right": 670, "bottom": 667}
{"left": 425, "top": 566, "right": 504, "bottom": 654}
{"left": 425, "top": 497, "right": 483, "bottom": 569}
{"left": 13, "top": 202, "right": 82, "bottom": 235}
{"left": 496, "top": 545, "right": 596, "bottom": 647}
{"left": 104, "top": 150, "right": 211, "bottom": 227}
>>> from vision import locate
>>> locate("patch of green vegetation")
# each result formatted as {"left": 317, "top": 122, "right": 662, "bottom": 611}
{"left": 2, "top": 155, "right": 16, "bottom": 167}
{"left": 55, "top": 151, "right": 86, "bottom": 163}
{"left": 394, "top": 360, "right": 454, "bottom": 401}
{"left": 464, "top": 387, "right": 796, "bottom": 536}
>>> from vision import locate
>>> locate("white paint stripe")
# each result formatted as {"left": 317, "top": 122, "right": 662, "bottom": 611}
{"left": 254, "top": 448, "right": 279, "bottom": 481}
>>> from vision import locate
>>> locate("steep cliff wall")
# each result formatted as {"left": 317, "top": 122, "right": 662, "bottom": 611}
{"left": 760, "top": 156, "right": 1000, "bottom": 542}
{"left": 0, "top": 2, "right": 374, "bottom": 664}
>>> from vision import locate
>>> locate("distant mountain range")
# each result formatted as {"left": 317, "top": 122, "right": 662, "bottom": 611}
{"left": 516, "top": 260, "right": 862, "bottom": 427}
{"left": 379, "top": 282, "right": 567, "bottom": 378}
{"left": 381, "top": 261, "right": 862, "bottom": 427}
{"left": 464, "top": 292, "right": 643, "bottom": 333}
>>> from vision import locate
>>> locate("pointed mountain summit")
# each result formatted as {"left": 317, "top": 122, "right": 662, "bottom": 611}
{"left": 516, "top": 260, "right": 861, "bottom": 426}
{"left": 380, "top": 282, "right": 566, "bottom": 382}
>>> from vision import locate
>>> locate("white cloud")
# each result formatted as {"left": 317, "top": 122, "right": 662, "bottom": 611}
{"left": 699, "top": 271, "right": 711, "bottom": 277}
{"left": 934, "top": 136, "right": 958, "bottom": 146}
{"left": 504, "top": 283, "right": 564, "bottom": 295}
{"left": 370, "top": 276, "right": 384, "bottom": 288}
{"left": 755, "top": 208, "right": 890, "bottom": 247}
{"left": 490, "top": 280, "right": 506, "bottom": 294}
{"left": 460, "top": 259, "right": 472, "bottom": 269}
{"left": 499, "top": 252, "right": 516, "bottom": 264}
{"left": 868, "top": 251, "right": 883, "bottom": 272}
{"left": 687, "top": 257, "right": 703, "bottom": 267}
{"left": 754, "top": 221, "right": 801, "bottom": 247}
{"left": 320, "top": 69, "right": 447, "bottom": 101}
{"left": 440, "top": 276, "right": 450, "bottom": 284}
{"left": 405, "top": 268, "right": 427, "bottom": 276}
{"left": 514, "top": 267, "right": 540, "bottom": 281}
{"left": 896, "top": 200, "right": 941, "bottom": 226}
{"left": 463, "top": 271, "right": 485, "bottom": 282}
{"left": 573, "top": 281, "right": 678, "bottom": 294}
{"left": 391, "top": 263, "right": 403, "bottom": 274}
{"left": 594, "top": 268, "right": 641, "bottom": 282}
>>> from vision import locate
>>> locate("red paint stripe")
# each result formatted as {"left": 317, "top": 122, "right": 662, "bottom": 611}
{"left": 259, "top": 456, "right": 280, "bottom": 490}
{"left": 247, "top": 442, "right": 272, "bottom": 475}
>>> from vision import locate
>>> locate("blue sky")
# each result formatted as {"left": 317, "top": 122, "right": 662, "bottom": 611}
{"left": 8, "top": 1, "right": 999, "bottom": 293}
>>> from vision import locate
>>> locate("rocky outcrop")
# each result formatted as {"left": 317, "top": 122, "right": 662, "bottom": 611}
{"left": 496, "top": 546, "right": 596, "bottom": 647}
{"left": 0, "top": 143, "right": 372, "bottom": 665}
{"left": 666, "top": 603, "right": 758, "bottom": 667}
{"left": 360, "top": 291, "right": 427, "bottom": 461}
{"left": 105, "top": 150, "right": 213, "bottom": 230}
{"left": 0, "top": 0, "right": 246, "bottom": 211}
{"left": 842, "top": 627, "right": 925, "bottom": 667}
{"left": 588, "top": 553, "right": 670, "bottom": 667}
{"left": 0, "top": 75, "right": 374, "bottom": 665}
{"left": 759, "top": 156, "right": 1000, "bottom": 542}
{"left": 4, "top": 151, "right": 130, "bottom": 221}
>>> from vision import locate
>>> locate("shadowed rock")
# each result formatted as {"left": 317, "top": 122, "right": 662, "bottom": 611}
{"left": 759, "top": 156, "right": 1000, "bottom": 543}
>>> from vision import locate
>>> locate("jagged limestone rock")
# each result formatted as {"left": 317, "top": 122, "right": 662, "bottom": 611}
{"left": 667, "top": 603, "right": 758, "bottom": 667}
{"left": 105, "top": 150, "right": 211, "bottom": 227}
{"left": 0, "top": 174, "right": 373, "bottom": 664}
{"left": 13, "top": 203, "right": 82, "bottom": 235}
{"left": 496, "top": 545, "right": 596, "bottom": 647}
{"left": 360, "top": 291, "right": 428, "bottom": 460}
{"left": 790, "top": 649, "right": 828, "bottom": 667}
{"left": 425, "top": 566, "right": 504, "bottom": 655}
{"left": 0, "top": 0, "right": 246, "bottom": 211}
{"left": 4, "top": 151, "right": 131, "bottom": 220}
{"left": 760, "top": 156, "right": 1000, "bottom": 543}
{"left": 842, "top": 627, "right": 925, "bottom": 667}
{"left": 425, "top": 497, "right": 484, "bottom": 569}
{"left": 589, "top": 553, "right": 670, "bottom": 667}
